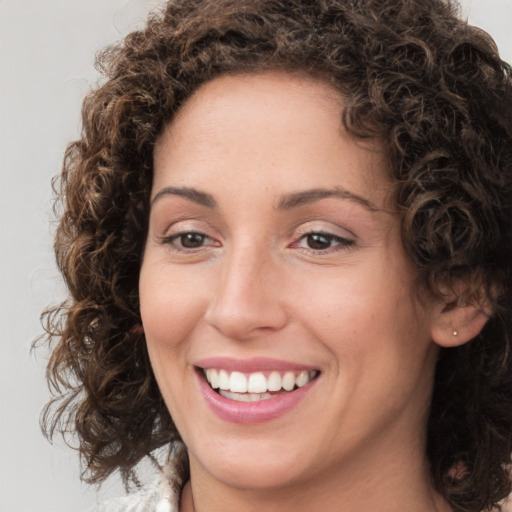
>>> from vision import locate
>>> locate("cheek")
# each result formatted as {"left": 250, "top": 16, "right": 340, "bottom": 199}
{"left": 287, "top": 262, "right": 396, "bottom": 335}
{"left": 139, "top": 263, "right": 202, "bottom": 416}
{"left": 139, "top": 261, "right": 206, "bottom": 355}
{"left": 288, "top": 256, "right": 427, "bottom": 367}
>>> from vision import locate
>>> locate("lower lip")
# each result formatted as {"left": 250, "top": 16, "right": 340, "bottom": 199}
{"left": 196, "top": 371, "right": 318, "bottom": 424}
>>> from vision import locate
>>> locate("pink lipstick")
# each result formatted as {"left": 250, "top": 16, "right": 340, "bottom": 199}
{"left": 194, "top": 357, "right": 320, "bottom": 424}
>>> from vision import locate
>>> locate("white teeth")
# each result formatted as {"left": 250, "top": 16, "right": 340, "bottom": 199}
{"left": 282, "top": 372, "right": 295, "bottom": 391}
{"left": 296, "top": 370, "right": 309, "bottom": 388}
{"left": 247, "top": 372, "right": 267, "bottom": 393}
{"left": 218, "top": 369, "right": 230, "bottom": 390}
{"left": 205, "top": 369, "right": 219, "bottom": 389}
{"left": 203, "top": 368, "right": 318, "bottom": 396}
{"left": 219, "top": 390, "right": 274, "bottom": 402}
{"left": 267, "top": 371, "right": 282, "bottom": 391}
{"left": 229, "top": 371, "right": 248, "bottom": 393}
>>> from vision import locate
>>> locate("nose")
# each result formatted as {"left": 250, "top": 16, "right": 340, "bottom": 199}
{"left": 204, "top": 245, "right": 289, "bottom": 341}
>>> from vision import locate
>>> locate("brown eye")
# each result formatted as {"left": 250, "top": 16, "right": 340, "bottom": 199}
{"left": 306, "top": 233, "right": 333, "bottom": 250}
{"left": 162, "top": 230, "right": 221, "bottom": 253}
{"left": 180, "top": 232, "right": 206, "bottom": 248}
{"left": 293, "top": 231, "right": 355, "bottom": 253}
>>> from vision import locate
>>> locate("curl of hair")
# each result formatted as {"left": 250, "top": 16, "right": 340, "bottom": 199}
{"left": 39, "top": 0, "right": 512, "bottom": 509}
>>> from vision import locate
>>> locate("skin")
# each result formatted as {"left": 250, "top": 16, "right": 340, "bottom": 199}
{"left": 139, "top": 71, "right": 458, "bottom": 512}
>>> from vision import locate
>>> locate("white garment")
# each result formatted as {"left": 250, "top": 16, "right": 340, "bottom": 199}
{"left": 92, "top": 444, "right": 186, "bottom": 512}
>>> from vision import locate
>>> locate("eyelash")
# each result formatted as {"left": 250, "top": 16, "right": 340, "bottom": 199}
{"left": 161, "top": 231, "right": 219, "bottom": 253}
{"left": 291, "top": 231, "right": 355, "bottom": 253}
{"left": 161, "top": 230, "right": 355, "bottom": 254}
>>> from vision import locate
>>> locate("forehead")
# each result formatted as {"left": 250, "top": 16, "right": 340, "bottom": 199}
{"left": 175, "top": 70, "right": 344, "bottom": 119}
{"left": 158, "top": 71, "right": 345, "bottom": 150}
{"left": 153, "top": 71, "right": 392, "bottom": 208}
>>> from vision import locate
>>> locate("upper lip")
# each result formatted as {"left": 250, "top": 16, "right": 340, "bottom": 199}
{"left": 194, "top": 357, "right": 318, "bottom": 373}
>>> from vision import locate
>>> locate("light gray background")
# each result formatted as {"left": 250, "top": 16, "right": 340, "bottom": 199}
{"left": 1, "top": 1, "right": 511, "bottom": 511}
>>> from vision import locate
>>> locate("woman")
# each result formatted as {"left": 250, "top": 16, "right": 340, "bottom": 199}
{"left": 40, "top": 0, "right": 512, "bottom": 511}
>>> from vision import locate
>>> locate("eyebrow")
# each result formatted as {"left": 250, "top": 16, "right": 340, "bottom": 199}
{"left": 150, "top": 185, "right": 379, "bottom": 212}
{"left": 151, "top": 186, "right": 217, "bottom": 208}
{"left": 276, "top": 187, "right": 379, "bottom": 211}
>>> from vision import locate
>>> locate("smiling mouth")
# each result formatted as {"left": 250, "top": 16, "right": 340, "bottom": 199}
{"left": 200, "top": 368, "right": 320, "bottom": 402}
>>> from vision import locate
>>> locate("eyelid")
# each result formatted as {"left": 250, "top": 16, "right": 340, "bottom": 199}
{"left": 291, "top": 232, "right": 355, "bottom": 251}
{"left": 160, "top": 231, "right": 213, "bottom": 244}
{"left": 158, "top": 216, "right": 221, "bottom": 238}
{"left": 159, "top": 231, "right": 222, "bottom": 257}
{"left": 288, "top": 222, "right": 357, "bottom": 254}
{"left": 157, "top": 218, "right": 223, "bottom": 254}
{"left": 293, "top": 221, "right": 356, "bottom": 240}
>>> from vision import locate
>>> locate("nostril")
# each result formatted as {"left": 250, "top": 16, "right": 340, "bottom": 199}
{"left": 203, "top": 258, "right": 288, "bottom": 340}
{"left": 204, "top": 299, "right": 289, "bottom": 341}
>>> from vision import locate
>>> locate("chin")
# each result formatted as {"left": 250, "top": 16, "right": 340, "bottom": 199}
{"left": 188, "top": 435, "right": 313, "bottom": 491}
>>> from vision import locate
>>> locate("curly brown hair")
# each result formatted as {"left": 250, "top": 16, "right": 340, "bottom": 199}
{"left": 39, "top": 0, "right": 512, "bottom": 510}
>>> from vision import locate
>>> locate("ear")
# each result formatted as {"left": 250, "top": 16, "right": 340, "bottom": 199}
{"left": 430, "top": 289, "right": 492, "bottom": 348}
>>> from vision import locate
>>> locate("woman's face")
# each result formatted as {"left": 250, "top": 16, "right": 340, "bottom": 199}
{"left": 140, "top": 72, "right": 440, "bottom": 492}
